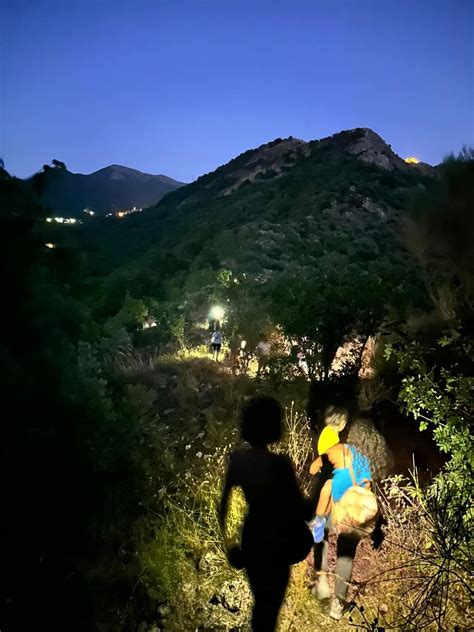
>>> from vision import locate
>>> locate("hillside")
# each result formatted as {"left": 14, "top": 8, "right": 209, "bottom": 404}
{"left": 35, "top": 163, "right": 184, "bottom": 217}
{"left": 4, "top": 134, "right": 472, "bottom": 632}
{"left": 80, "top": 127, "right": 433, "bottom": 279}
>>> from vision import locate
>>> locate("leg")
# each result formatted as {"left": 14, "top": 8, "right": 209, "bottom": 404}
{"left": 313, "top": 532, "right": 329, "bottom": 574}
{"left": 315, "top": 480, "right": 332, "bottom": 516}
{"left": 312, "top": 531, "right": 331, "bottom": 600}
{"left": 246, "top": 562, "right": 290, "bottom": 631}
{"left": 308, "top": 456, "right": 334, "bottom": 515}
{"left": 334, "top": 533, "right": 360, "bottom": 601}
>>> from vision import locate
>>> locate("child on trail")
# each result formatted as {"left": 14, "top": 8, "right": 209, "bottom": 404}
{"left": 308, "top": 406, "right": 372, "bottom": 543}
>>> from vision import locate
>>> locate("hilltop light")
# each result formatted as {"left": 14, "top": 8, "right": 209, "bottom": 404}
{"left": 405, "top": 156, "right": 420, "bottom": 164}
{"left": 209, "top": 305, "right": 225, "bottom": 321}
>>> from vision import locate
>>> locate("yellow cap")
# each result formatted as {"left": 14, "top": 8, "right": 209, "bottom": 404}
{"left": 317, "top": 426, "right": 340, "bottom": 455}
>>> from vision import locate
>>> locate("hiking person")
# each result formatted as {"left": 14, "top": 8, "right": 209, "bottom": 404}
{"left": 210, "top": 327, "right": 222, "bottom": 361}
{"left": 310, "top": 415, "right": 390, "bottom": 620}
{"left": 219, "top": 396, "right": 313, "bottom": 631}
{"left": 230, "top": 333, "right": 240, "bottom": 373}
{"left": 307, "top": 406, "right": 353, "bottom": 542}
{"left": 230, "top": 334, "right": 247, "bottom": 373}
{"left": 256, "top": 333, "right": 271, "bottom": 377}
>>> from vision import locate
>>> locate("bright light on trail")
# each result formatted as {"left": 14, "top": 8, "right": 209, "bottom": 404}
{"left": 209, "top": 305, "right": 225, "bottom": 321}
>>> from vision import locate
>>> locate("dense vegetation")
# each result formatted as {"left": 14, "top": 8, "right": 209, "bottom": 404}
{"left": 1, "top": 138, "right": 472, "bottom": 631}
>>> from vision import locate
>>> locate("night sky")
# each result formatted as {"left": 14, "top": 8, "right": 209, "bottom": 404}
{"left": 1, "top": 0, "right": 473, "bottom": 181}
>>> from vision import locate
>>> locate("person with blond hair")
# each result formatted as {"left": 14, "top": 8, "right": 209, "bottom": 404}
{"left": 308, "top": 406, "right": 359, "bottom": 542}
{"left": 310, "top": 413, "right": 391, "bottom": 620}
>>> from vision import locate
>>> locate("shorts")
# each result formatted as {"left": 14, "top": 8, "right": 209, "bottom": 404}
{"left": 212, "top": 343, "right": 221, "bottom": 351}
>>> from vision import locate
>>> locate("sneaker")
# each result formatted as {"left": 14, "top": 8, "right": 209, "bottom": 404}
{"left": 329, "top": 597, "right": 344, "bottom": 621}
{"left": 309, "top": 516, "right": 326, "bottom": 543}
{"left": 311, "top": 574, "right": 331, "bottom": 601}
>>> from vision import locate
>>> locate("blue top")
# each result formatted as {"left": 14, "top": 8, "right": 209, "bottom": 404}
{"left": 331, "top": 444, "right": 372, "bottom": 502}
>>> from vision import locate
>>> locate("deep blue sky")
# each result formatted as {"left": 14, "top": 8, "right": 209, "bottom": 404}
{"left": 1, "top": 0, "right": 473, "bottom": 181}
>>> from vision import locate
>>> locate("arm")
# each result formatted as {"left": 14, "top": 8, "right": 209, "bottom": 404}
{"left": 309, "top": 453, "right": 334, "bottom": 514}
{"left": 218, "top": 453, "right": 238, "bottom": 534}
{"left": 278, "top": 455, "right": 314, "bottom": 521}
{"left": 218, "top": 474, "right": 233, "bottom": 532}
{"left": 309, "top": 456, "right": 323, "bottom": 476}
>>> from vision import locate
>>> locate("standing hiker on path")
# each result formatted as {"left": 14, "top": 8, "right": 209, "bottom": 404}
{"left": 210, "top": 326, "right": 222, "bottom": 362}
{"left": 256, "top": 333, "right": 271, "bottom": 377}
{"left": 219, "top": 396, "right": 313, "bottom": 631}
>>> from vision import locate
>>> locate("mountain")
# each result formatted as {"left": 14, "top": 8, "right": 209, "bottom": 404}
{"left": 35, "top": 163, "right": 185, "bottom": 217}
{"left": 79, "top": 127, "right": 433, "bottom": 278}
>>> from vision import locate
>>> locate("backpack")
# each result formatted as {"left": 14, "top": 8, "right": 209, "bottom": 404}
{"left": 331, "top": 451, "right": 378, "bottom": 538}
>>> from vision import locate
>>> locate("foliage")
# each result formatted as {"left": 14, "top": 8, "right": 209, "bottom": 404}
{"left": 266, "top": 258, "right": 415, "bottom": 378}
{"left": 4, "top": 143, "right": 470, "bottom": 631}
{"left": 402, "top": 149, "right": 474, "bottom": 319}
{"left": 379, "top": 152, "right": 474, "bottom": 630}
{"left": 388, "top": 329, "right": 473, "bottom": 480}
{"left": 363, "top": 473, "right": 473, "bottom": 631}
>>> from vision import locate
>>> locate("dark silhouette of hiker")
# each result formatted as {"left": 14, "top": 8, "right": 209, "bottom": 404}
{"left": 219, "top": 396, "right": 313, "bottom": 631}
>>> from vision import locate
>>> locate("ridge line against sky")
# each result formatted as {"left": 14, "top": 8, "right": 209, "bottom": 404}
{"left": 1, "top": 0, "right": 473, "bottom": 181}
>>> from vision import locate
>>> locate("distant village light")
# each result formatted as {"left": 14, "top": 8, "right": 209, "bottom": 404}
{"left": 46, "top": 217, "right": 81, "bottom": 225}
{"left": 404, "top": 156, "right": 420, "bottom": 164}
{"left": 45, "top": 242, "right": 56, "bottom": 249}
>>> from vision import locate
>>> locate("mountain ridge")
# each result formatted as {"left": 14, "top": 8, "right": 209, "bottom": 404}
{"left": 79, "top": 127, "right": 435, "bottom": 279}
{"left": 34, "top": 163, "right": 185, "bottom": 217}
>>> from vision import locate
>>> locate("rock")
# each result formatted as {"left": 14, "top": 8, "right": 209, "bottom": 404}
{"left": 362, "top": 197, "right": 386, "bottom": 219}
{"left": 211, "top": 577, "right": 251, "bottom": 614}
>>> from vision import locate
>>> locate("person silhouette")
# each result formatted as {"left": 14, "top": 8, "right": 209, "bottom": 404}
{"left": 219, "top": 396, "right": 313, "bottom": 631}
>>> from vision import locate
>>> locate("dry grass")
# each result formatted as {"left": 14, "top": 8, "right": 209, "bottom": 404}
{"left": 132, "top": 361, "right": 471, "bottom": 631}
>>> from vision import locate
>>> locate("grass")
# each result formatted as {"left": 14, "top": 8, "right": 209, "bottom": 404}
{"left": 119, "top": 354, "right": 472, "bottom": 631}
